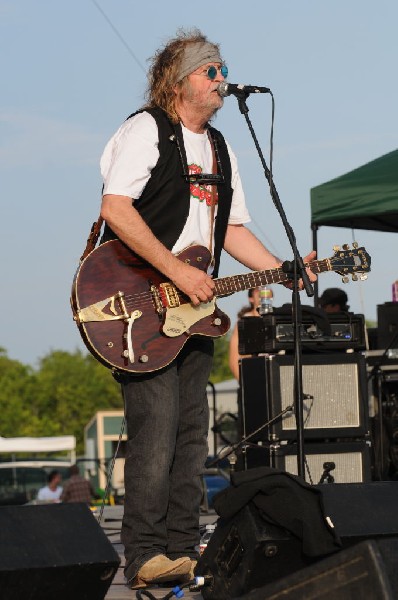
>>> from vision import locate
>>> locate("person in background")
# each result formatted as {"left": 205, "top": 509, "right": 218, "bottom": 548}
{"left": 37, "top": 469, "right": 62, "bottom": 502}
{"left": 318, "top": 288, "right": 349, "bottom": 313}
{"left": 228, "top": 287, "right": 274, "bottom": 380}
{"left": 60, "top": 464, "right": 94, "bottom": 504}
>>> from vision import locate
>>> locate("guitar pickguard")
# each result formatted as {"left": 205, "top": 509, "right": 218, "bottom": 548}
{"left": 162, "top": 300, "right": 216, "bottom": 337}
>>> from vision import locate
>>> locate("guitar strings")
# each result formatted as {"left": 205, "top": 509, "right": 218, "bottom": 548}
{"left": 103, "top": 257, "right": 354, "bottom": 315}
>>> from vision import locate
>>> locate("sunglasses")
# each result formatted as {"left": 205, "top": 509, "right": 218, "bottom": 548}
{"left": 195, "top": 64, "right": 228, "bottom": 80}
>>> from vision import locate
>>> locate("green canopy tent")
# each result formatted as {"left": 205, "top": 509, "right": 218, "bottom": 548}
{"left": 310, "top": 148, "right": 398, "bottom": 301}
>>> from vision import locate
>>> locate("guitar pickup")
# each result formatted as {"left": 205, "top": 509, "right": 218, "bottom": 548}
{"left": 159, "top": 282, "right": 181, "bottom": 308}
{"left": 76, "top": 291, "right": 129, "bottom": 324}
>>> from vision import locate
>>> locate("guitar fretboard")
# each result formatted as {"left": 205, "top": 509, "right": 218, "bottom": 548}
{"left": 214, "top": 259, "right": 330, "bottom": 297}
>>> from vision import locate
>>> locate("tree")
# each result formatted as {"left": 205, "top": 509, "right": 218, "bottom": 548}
{"left": 30, "top": 350, "right": 122, "bottom": 454}
{"left": 0, "top": 348, "right": 35, "bottom": 437}
{"left": 0, "top": 337, "right": 233, "bottom": 456}
{"left": 210, "top": 335, "right": 233, "bottom": 383}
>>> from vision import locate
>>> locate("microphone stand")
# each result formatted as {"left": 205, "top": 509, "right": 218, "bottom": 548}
{"left": 232, "top": 90, "right": 314, "bottom": 480}
{"left": 206, "top": 405, "right": 294, "bottom": 470}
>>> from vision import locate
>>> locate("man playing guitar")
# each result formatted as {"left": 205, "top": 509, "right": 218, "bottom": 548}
{"left": 97, "top": 29, "right": 316, "bottom": 589}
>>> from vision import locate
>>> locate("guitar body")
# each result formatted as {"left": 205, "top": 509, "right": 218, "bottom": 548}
{"left": 71, "top": 241, "right": 230, "bottom": 374}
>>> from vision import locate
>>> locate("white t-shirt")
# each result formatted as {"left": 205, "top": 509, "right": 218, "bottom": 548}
{"left": 37, "top": 485, "right": 63, "bottom": 501}
{"left": 100, "top": 111, "right": 251, "bottom": 255}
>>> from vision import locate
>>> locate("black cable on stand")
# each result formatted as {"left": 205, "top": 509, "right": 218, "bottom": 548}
{"left": 229, "top": 87, "right": 314, "bottom": 479}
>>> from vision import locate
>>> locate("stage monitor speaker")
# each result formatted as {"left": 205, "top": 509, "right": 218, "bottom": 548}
{"left": 378, "top": 303, "right": 398, "bottom": 349}
{"left": 239, "top": 353, "right": 368, "bottom": 440}
{"left": 198, "top": 502, "right": 310, "bottom": 600}
{"left": 197, "top": 481, "right": 398, "bottom": 600}
{"left": 234, "top": 538, "right": 398, "bottom": 599}
{"left": 0, "top": 503, "right": 120, "bottom": 600}
{"left": 237, "top": 441, "right": 372, "bottom": 483}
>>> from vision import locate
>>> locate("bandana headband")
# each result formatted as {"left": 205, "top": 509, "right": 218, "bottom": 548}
{"left": 175, "top": 42, "right": 223, "bottom": 83}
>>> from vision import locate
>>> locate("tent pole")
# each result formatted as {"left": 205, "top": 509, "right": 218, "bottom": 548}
{"left": 311, "top": 223, "right": 319, "bottom": 306}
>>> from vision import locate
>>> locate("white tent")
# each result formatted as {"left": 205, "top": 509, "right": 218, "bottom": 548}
{"left": 0, "top": 436, "right": 76, "bottom": 454}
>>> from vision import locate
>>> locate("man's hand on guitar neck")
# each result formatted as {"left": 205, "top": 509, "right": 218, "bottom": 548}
{"left": 281, "top": 250, "right": 317, "bottom": 289}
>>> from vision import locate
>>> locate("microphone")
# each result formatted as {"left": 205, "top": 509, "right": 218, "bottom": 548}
{"left": 217, "top": 81, "right": 271, "bottom": 97}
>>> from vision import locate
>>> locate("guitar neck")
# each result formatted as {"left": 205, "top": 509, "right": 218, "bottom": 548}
{"left": 214, "top": 259, "right": 330, "bottom": 298}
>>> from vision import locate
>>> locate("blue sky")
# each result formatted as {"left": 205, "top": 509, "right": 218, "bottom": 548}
{"left": 1, "top": 0, "right": 397, "bottom": 367}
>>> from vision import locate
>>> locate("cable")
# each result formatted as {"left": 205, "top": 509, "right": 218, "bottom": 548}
{"left": 90, "top": 0, "right": 146, "bottom": 73}
{"left": 96, "top": 416, "right": 126, "bottom": 524}
{"left": 135, "top": 576, "right": 214, "bottom": 599}
{"left": 269, "top": 93, "right": 275, "bottom": 196}
{"left": 136, "top": 590, "right": 158, "bottom": 599}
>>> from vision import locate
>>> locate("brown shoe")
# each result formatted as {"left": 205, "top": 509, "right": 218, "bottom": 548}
{"left": 130, "top": 555, "right": 191, "bottom": 589}
{"left": 180, "top": 559, "right": 198, "bottom": 584}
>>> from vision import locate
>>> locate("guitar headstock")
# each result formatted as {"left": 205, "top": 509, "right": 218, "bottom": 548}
{"left": 330, "top": 242, "right": 371, "bottom": 283}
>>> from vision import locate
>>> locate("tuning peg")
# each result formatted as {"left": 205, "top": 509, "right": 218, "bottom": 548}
{"left": 342, "top": 244, "right": 350, "bottom": 251}
{"left": 359, "top": 274, "right": 368, "bottom": 281}
{"left": 352, "top": 274, "right": 358, "bottom": 281}
{"left": 352, "top": 241, "right": 358, "bottom": 249}
{"left": 342, "top": 276, "right": 349, "bottom": 284}
{"left": 333, "top": 245, "right": 341, "bottom": 252}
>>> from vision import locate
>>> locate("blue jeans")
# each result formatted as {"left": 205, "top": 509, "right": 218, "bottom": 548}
{"left": 119, "top": 337, "right": 213, "bottom": 582}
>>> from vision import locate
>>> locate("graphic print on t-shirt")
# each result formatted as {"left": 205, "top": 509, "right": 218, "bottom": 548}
{"left": 188, "top": 163, "right": 218, "bottom": 206}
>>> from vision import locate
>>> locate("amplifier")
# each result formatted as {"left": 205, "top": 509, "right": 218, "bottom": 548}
{"left": 377, "top": 303, "right": 398, "bottom": 349}
{"left": 237, "top": 441, "right": 371, "bottom": 483}
{"left": 274, "top": 441, "right": 372, "bottom": 483}
{"left": 238, "top": 312, "right": 366, "bottom": 354}
{"left": 239, "top": 354, "right": 369, "bottom": 441}
{"left": 366, "top": 349, "right": 398, "bottom": 371}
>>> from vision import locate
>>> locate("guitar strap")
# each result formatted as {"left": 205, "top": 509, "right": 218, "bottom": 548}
{"left": 80, "top": 214, "right": 104, "bottom": 263}
{"left": 207, "top": 130, "right": 218, "bottom": 266}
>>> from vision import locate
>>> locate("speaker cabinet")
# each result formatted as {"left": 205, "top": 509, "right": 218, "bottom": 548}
{"left": 198, "top": 481, "right": 398, "bottom": 599}
{"left": 274, "top": 441, "right": 371, "bottom": 483}
{"left": 239, "top": 354, "right": 368, "bottom": 440}
{"left": 0, "top": 503, "right": 120, "bottom": 600}
{"left": 198, "top": 503, "right": 311, "bottom": 600}
{"left": 235, "top": 538, "right": 398, "bottom": 599}
{"left": 238, "top": 441, "right": 371, "bottom": 482}
{"left": 378, "top": 303, "right": 398, "bottom": 349}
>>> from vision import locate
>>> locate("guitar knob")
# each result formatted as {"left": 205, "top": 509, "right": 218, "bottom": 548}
{"left": 333, "top": 245, "right": 341, "bottom": 252}
{"left": 342, "top": 244, "right": 350, "bottom": 251}
{"left": 139, "top": 354, "right": 149, "bottom": 363}
{"left": 351, "top": 274, "right": 358, "bottom": 281}
{"left": 352, "top": 241, "right": 358, "bottom": 248}
{"left": 342, "top": 276, "right": 349, "bottom": 284}
{"left": 359, "top": 274, "right": 368, "bottom": 281}
{"left": 213, "top": 318, "right": 222, "bottom": 326}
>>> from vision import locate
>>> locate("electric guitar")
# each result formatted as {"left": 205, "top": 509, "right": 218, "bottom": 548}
{"left": 70, "top": 240, "right": 371, "bottom": 374}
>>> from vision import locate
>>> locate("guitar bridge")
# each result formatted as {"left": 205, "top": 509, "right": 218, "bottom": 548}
{"left": 150, "top": 284, "right": 165, "bottom": 315}
{"left": 76, "top": 291, "right": 129, "bottom": 323}
{"left": 159, "top": 282, "right": 181, "bottom": 309}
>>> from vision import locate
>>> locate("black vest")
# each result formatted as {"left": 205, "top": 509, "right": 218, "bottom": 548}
{"left": 102, "top": 107, "right": 233, "bottom": 277}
